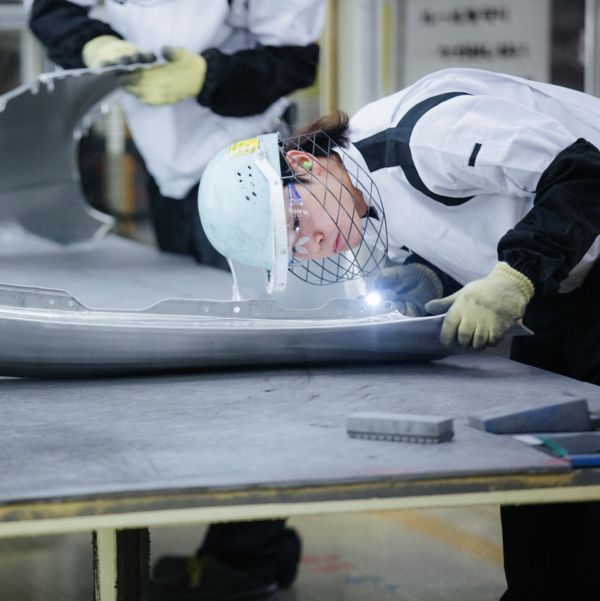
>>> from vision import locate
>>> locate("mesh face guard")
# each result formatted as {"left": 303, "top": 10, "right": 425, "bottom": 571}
{"left": 280, "top": 131, "right": 388, "bottom": 286}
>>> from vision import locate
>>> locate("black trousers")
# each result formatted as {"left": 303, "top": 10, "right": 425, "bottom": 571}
{"left": 201, "top": 521, "right": 300, "bottom": 586}
{"left": 146, "top": 175, "right": 229, "bottom": 270}
{"left": 501, "top": 260, "right": 600, "bottom": 601}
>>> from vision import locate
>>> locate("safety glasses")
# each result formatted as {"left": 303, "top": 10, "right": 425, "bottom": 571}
{"left": 287, "top": 182, "right": 310, "bottom": 266}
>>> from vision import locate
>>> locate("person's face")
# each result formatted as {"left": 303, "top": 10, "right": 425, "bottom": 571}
{"left": 284, "top": 151, "right": 367, "bottom": 262}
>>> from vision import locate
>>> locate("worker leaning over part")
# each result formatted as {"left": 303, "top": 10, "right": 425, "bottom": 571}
{"left": 198, "top": 67, "right": 600, "bottom": 601}
{"left": 29, "top": 0, "right": 325, "bottom": 271}
{"left": 29, "top": 2, "right": 326, "bottom": 601}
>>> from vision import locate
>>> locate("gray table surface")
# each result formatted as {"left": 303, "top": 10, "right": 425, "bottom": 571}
{"left": 0, "top": 234, "right": 232, "bottom": 309}
{"left": 1, "top": 354, "right": 599, "bottom": 508}
{"left": 0, "top": 236, "right": 599, "bottom": 519}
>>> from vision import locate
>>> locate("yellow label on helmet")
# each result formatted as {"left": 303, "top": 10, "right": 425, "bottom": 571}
{"left": 229, "top": 138, "right": 260, "bottom": 156}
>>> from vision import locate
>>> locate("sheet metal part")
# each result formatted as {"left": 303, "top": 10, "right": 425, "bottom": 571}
{"left": 0, "top": 67, "right": 459, "bottom": 377}
{"left": 0, "top": 68, "right": 123, "bottom": 244}
{"left": 0, "top": 281, "right": 453, "bottom": 376}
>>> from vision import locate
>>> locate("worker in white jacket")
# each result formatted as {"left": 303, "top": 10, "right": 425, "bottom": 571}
{"left": 198, "top": 68, "right": 600, "bottom": 601}
{"left": 30, "top": 0, "right": 325, "bottom": 269}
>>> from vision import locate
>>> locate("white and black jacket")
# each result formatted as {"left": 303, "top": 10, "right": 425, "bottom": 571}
{"left": 30, "top": 0, "right": 325, "bottom": 198}
{"left": 343, "top": 68, "right": 600, "bottom": 298}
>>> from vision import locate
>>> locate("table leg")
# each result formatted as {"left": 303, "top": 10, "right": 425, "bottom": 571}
{"left": 93, "top": 528, "right": 150, "bottom": 601}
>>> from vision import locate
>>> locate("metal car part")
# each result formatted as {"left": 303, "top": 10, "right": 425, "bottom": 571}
{"left": 0, "top": 68, "right": 122, "bottom": 244}
{"left": 0, "top": 67, "right": 459, "bottom": 377}
{"left": 0, "top": 281, "right": 452, "bottom": 377}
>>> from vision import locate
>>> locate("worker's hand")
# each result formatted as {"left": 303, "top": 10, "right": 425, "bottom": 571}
{"left": 373, "top": 263, "right": 443, "bottom": 317}
{"left": 82, "top": 35, "right": 155, "bottom": 69}
{"left": 425, "top": 262, "right": 534, "bottom": 350}
{"left": 119, "top": 47, "right": 207, "bottom": 106}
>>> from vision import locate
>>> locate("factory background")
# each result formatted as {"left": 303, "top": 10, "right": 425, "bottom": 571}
{"left": 0, "top": 2, "right": 598, "bottom": 600}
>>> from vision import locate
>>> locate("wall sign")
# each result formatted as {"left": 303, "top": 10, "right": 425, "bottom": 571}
{"left": 403, "top": 0, "right": 550, "bottom": 85}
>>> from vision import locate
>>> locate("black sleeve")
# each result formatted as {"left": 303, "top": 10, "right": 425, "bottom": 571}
{"left": 403, "top": 253, "right": 462, "bottom": 296}
{"left": 29, "top": 0, "right": 122, "bottom": 69}
{"left": 498, "top": 138, "right": 600, "bottom": 296}
{"left": 198, "top": 44, "right": 320, "bottom": 117}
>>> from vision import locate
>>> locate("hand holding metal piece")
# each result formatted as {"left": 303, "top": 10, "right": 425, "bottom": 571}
{"left": 119, "top": 46, "right": 207, "bottom": 106}
{"left": 425, "top": 262, "right": 534, "bottom": 350}
{"left": 82, "top": 35, "right": 156, "bottom": 69}
{"left": 373, "top": 263, "right": 443, "bottom": 317}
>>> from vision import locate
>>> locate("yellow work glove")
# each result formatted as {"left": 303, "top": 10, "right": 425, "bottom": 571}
{"left": 119, "top": 46, "right": 207, "bottom": 106}
{"left": 425, "top": 262, "right": 534, "bottom": 350}
{"left": 82, "top": 35, "right": 155, "bottom": 69}
{"left": 373, "top": 263, "right": 443, "bottom": 317}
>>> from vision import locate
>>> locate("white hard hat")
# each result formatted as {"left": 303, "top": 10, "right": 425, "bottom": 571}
{"left": 198, "top": 134, "right": 288, "bottom": 293}
{"left": 199, "top": 130, "right": 388, "bottom": 294}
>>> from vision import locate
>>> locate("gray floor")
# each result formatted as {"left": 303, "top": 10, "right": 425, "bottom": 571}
{"left": 0, "top": 508, "right": 506, "bottom": 601}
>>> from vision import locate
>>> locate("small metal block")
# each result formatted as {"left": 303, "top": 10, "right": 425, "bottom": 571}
{"left": 347, "top": 412, "right": 454, "bottom": 444}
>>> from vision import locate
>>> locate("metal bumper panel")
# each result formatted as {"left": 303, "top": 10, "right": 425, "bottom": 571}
{"left": 0, "top": 67, "right": 454, "bottom": 377}
{"left": 0, "top": 281, "right": 450, "bottom": 377}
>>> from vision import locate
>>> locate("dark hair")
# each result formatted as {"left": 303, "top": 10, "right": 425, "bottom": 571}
{"left": 282, "top": 110, "right": 350, "bottom": 156}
